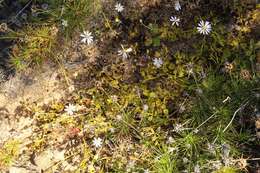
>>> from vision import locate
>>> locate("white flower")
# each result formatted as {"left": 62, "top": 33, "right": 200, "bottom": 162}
{"left": 173, "top": 123, "right": 185, "bottom": 132}
{"left": 167, "top": 136, "right": 175, "bottom": 144}
{"left": 144, "top": 169, "right": 150, "bottom": 173}
{"left": 212, "top": 160, "right": 222, "bottom": 170}
{"left": 153, "top": 58, "right": 163, "bottom": 68}
{"left": 168, "top": 147, "right": 178, "bottom": 153}
{"left": 197, "top": 20, "right": 212, "bottom": 35}
{"left": 116, "top": 114, "right": 122, "bottom": 121}
{"left": 61, "top": 19, "right": 68, "bottom": 27}
{"left": 80, "top": 31, "right": 94, "bottom": 45}
{"left": 92, "top": 137, "right": 102, "bottom": 148}
{"left": 118, "top": 45, "right": 132, "bottom": 59}
{"left": 183, "top": 157, "right": 189, "bottom": 163}
{"left": 111, "top": 95, "right": 118, "bottom": 102}
{"left": 174, "top": 1, "right": 181, "bottom": 11}
{"left": 143, "top": 104, "right": 149, "bottom": 112}
{"left": 64, "top": 104, "right": 77, "bottom": 115}
{"left": 115, "top": 2, "right": 124, "bottom": 12}
{"left": 194, "top": 164, "right": 201, "bottom": 173}
{"left": 170, "top": 16, "right": 180, "bottom": 26}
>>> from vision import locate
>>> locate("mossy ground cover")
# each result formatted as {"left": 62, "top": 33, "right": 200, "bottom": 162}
{"left": 0, "top": 0, "right": 260, "bottom": 172}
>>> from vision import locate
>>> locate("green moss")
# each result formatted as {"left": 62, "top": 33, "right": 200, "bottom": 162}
{"left": 214, "top": 167, "right": 238, "bottom": 173}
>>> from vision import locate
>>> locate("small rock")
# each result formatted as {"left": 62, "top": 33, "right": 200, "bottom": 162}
{"left": 34, "top": 149, "right": 54, "bottom": 171}
{"left": 9, "top": 167, "right": 30, "bottom": 173}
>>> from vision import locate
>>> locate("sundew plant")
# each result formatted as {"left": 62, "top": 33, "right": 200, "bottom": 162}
{"left": 0, "top": 0, "right": 259, "bottom": 173}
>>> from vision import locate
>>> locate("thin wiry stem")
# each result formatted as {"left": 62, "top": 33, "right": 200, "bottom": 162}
{"left": 223, "top": 100, "right": 249, "bottom": 133}
{"left": 10, "top": 0, "right": 33, "bottom": 24}
{"left": 194, "top": 111, "right": 218, "bottom": 132}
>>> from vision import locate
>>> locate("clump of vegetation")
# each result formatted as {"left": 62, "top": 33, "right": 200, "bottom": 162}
{"left": 2, "top": 0, "right": 101, "bottom": 71}
{"left": 10, "top": 25, "right": 58, "bottom": 70}
{"left": 0, "top": 0, "right": 259, "bottom": 172}
{"left": 0, "top": 140, "right": 20, "bottom": 169}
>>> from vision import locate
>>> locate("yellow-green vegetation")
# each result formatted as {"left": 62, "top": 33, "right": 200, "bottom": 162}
{"left": 214, "top": 167, "right": 238, "bottom": 173}
{"left": 0, "top": 140, "right": 20, "bottom": 169}
{"left": 10, "top": 25, "right": 58, "bottom": 70}
{"left": 0, "top": 0, "right": 259, "bottom": 172}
